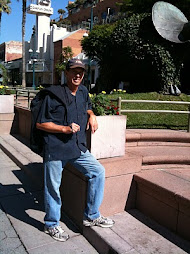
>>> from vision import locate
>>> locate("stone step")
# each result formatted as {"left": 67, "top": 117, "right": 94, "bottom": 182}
{"left": 126, "top": 129, "right": 190, "bottom": 144}
{"left": 142, "top": 164, "right": 190, "bottom": 170}
{"left": 126, "top": 145, "right": 190, "bottom": 166}
{"left": 0, "top": 134, "right": 43, "bottom": 188}
{"left": 126, "top": 141, "right": 190, "bottom": 148}
{"left": 133, "top": 169, "right": 190, "bottom": 242}
{"left": 83, "top": 210, "right": 190, "bottom": 254}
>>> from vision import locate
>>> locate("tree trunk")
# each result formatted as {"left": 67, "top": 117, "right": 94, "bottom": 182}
{"left": 22, "top": 0, "right": 26, "bottom": 88}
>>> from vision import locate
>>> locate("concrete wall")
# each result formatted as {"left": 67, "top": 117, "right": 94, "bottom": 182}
{"left": 14, "top": 106, "right": 31, "bottom": 140}
{"left": 0, "top": 95, "right": 15, "bottom": 135}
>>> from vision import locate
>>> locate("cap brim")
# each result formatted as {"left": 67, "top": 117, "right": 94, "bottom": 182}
{"left": 70, "top": 64, "right": 85, "bottom": 69}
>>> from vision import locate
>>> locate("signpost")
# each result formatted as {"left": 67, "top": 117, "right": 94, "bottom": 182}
{"left": 27, "top": 62, "right": 44, "bottom": 72}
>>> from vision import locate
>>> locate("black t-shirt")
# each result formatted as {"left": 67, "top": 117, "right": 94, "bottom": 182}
{"left": 37, "top": 84, "right": 92, "bottom": 161}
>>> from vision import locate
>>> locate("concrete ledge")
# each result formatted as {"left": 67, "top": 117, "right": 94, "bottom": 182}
{"left": 126, "top": 129, "right": 190, "bottom": 143}
{"left": 134, "top": 169, "right": 190, "bottom": 241}
{"left": 14, "top": 106, "right": 31, "bottom": 140}
{"left": 61, "top": 163, "right": 87, "bottom": 229}
{"left": 83, "top": 210, "right": 190, "bottom": 254}
{"left": 143, "top": 155, "right": 190, "bottom": 165}
{"left": 126, "top": 145, "right": 190, "bottom": 166}
{"left": 0, "top": 113, "right": 15, "bottom": 134}
{"left": 0, "top": 135, "right": 43, "bottom": 188}
{"left": 60, "top": 153, "right": 142, "bottom": 229}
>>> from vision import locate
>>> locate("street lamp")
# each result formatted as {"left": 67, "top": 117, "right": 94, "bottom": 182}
{"left": 29, "top": 26, "right": 38, "bottom": 89}
{"left": 29, "top": 49, "right": 38, "bottom": 89}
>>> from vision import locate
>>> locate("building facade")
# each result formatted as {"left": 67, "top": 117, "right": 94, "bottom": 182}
{"left": 4, "top": 0, "right": 100, "bottom": 88}
{"left": 0, "top": 41, "right": 22, "bottom": 62}
{"left": 0, "top": 41, "right": 22, "bottom": 86}
{"left": 66, "top": 0, "right": 122, "bottom": 30}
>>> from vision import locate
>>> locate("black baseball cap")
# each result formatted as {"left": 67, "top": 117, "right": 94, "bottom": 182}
{"left": 66, "top": 58, "right": 85, "bottom": 70}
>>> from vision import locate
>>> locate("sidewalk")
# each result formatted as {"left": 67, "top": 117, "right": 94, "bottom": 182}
{"left": 0, "top": 148, "right": 98, "bottom": 254}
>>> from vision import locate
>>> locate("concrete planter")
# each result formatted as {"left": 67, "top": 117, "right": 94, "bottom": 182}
{"left": 87, "top": 115, "right": 127, "bottom": 159}
{"left": 0, "top": 95, "right": 14, "bottom": 134}
{"left": 0, "top": 95, "right": 14, "bottom": 113}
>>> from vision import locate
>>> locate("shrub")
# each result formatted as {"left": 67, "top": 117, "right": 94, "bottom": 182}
{"left": 90, "top": 92, "right": 119, "bottom": 116}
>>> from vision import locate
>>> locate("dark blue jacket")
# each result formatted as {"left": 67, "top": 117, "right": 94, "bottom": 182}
{"left": 37, "top": 84, "right": 92, "bottom": 161}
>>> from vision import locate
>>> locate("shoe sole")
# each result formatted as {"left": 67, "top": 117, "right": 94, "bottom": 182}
{"left": 95, "top": 223, "right": 114, "bottom": 228}
{"left": 83, "top": 223, "right": 114, "bottom": 228}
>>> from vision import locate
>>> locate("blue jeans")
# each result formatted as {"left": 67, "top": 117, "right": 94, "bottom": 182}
{"left": 44, "top": 150, "right": 105, "bottom": 228}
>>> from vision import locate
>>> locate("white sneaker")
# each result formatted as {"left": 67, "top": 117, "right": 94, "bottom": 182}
{"left": 44, "top": 225, "right": 69, "bottom": 242}
{"left": 83, "top": 216, "right": 115, "bottom": 228}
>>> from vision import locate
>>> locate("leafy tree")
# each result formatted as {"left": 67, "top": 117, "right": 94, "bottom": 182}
{"left": 0, "top": 0, "right": 28, "bottom": 87}
{"left": 116, "top": 0, "right": 133, "bottom": 16}
{"left": 0, "top": 63, "right": 8, "bottom": 84}
{"left": 118, "top": 0, "right": 190, "bottom": 19}
{"left": 55, "top": 46, "right": 74, "bottom": 76}
{"left": 82, "top": 13, "right": 185, "bottom": 92}
{"left": 66, "top": 2, "right": 76, "bottom": 12}
{"left": 0, "top": 0, "right": 11, "bottom": 29}
{"left": 58, "top": 8, "right": 66, "bottom": 15}
{"left": 75, "top": 0, "right": 85, "bottom": 6}
{"left": 56, "top": 18, "right": 71, "bottom": 27}
{"left": 57, "top": 8, "right": 65, "bottom": 19}
{"left": 82, "top": 24, "right": 115, "bottom": 62}
{"left": 112, "top": 13, "right": 184, "bottom": 92}
{"left": 82, "top": 24, "right": 117, "bottom": 92}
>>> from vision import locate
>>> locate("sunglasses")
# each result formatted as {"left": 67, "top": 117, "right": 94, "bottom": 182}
{"left": 70, "top": 69, "right": 84, "bottom": 76}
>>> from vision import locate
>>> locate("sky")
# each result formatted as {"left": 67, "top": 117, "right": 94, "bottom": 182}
{"left": 0, "top": 0, "right": 68, "bottom": 44}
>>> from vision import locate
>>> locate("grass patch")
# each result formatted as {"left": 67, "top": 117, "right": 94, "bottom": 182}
{"left": 107, "top": 92, "right": 190, "bottom": 130}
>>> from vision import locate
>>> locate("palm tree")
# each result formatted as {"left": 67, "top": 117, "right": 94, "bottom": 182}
{"left": 0, "top": 0, "right": 11, "bottom": 29}
{"left": 16, "top": 0, "right": 30, "bottom": 87}
{"left": 21, "top": 0, "right": 26, "bottom": 87}
{"left": 18, "top": 0, "right": 32, "bottom": 87}
{"left": 0, "top": 0, "right": 28, "bottom": 87}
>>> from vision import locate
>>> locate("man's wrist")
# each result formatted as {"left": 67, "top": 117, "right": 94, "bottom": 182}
{"left": 88, "top": 110, "right": 95, "bottom": 117}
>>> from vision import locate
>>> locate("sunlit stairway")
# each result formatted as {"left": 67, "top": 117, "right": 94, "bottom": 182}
{"left": 125, "top": 129, "right": 190, "bottom": 242}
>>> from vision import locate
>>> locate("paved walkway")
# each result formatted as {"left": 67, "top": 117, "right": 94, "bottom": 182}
{"left": 0, "top": 148, "right": 98, "bottom": 254}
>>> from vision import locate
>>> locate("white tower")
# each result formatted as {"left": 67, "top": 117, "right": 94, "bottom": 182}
{"left": 27, "top": 0, "right": 53, "bottom": 52}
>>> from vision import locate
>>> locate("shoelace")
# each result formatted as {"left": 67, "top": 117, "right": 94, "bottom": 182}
{"left": 95, "top": 216, "right": 106, "bottom": 223}
{"left": 51, "top": 226, "right": 64, "bottom": 236}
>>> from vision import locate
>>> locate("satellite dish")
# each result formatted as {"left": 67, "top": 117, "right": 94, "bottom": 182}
{"left": 152, "top": 1, "right": 190, "bottom": 43}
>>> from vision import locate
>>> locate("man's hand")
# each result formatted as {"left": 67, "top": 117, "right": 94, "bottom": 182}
{"left": 87, "top": 111, "right": 98, "bottom": 134}
{"left": 69, "top": 123, "right": 80, "bottom": 134}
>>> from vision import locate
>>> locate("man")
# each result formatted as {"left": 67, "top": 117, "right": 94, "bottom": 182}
{"left": 36, "top": 58, "right": 114, "bottom": 242}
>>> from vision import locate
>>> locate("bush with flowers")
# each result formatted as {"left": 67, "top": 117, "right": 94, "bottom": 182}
{"left": 36, "top": 85, "right": 44, "bottom": 90}
{"left": 0, "top": 85, "right": 10, "bottom": 95}
{"left": 89, "top": 91, "right": 119, "bottom": 116}
{"left": 111, "top": 89, "right": 126, "bottom": 94}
